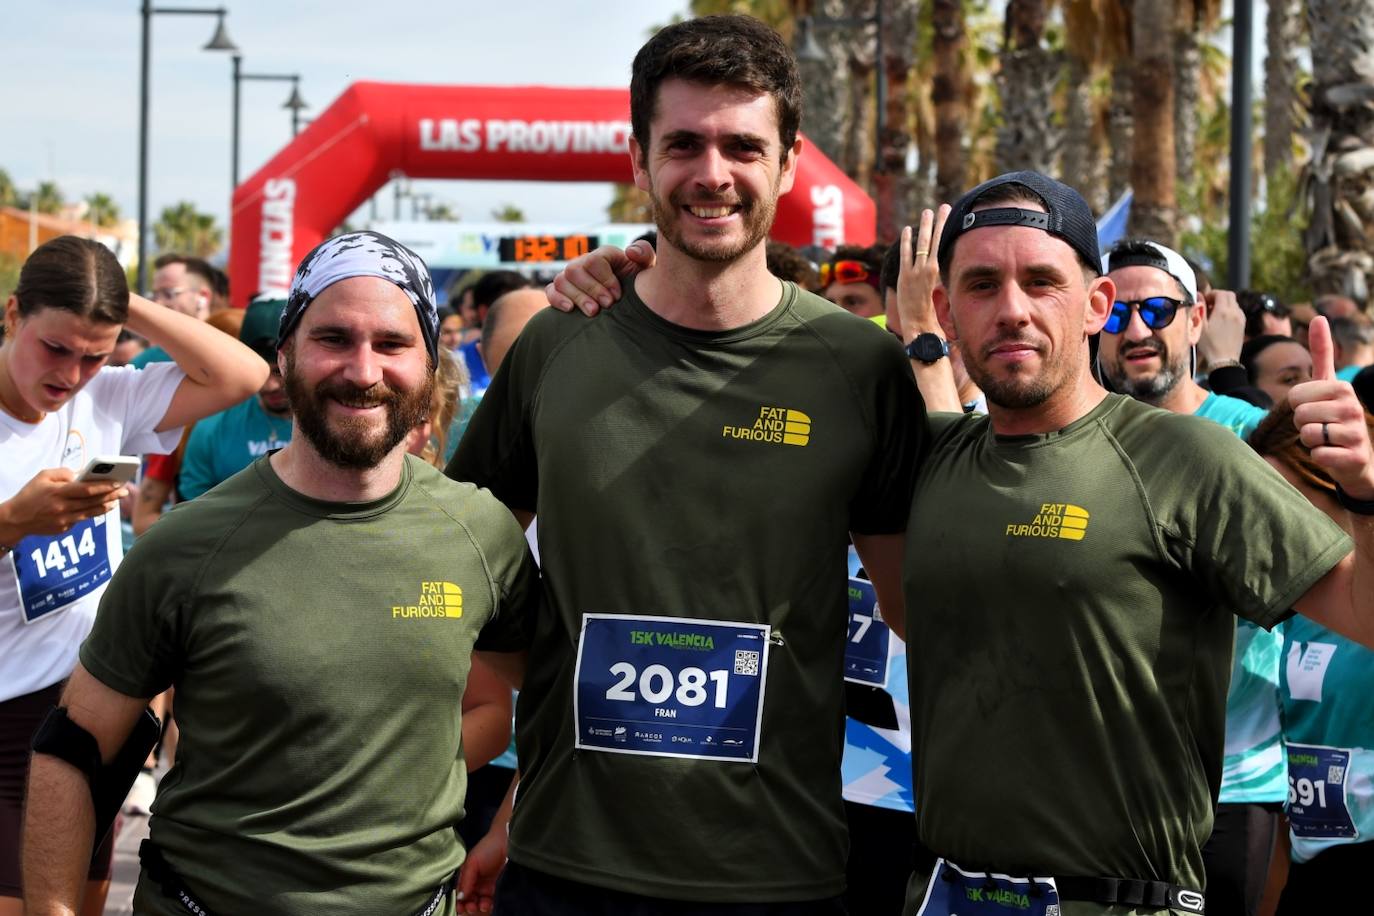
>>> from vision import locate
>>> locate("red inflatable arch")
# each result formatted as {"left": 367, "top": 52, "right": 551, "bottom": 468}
{"left": 228, "top": 82, "right": 875, "bottom": 306}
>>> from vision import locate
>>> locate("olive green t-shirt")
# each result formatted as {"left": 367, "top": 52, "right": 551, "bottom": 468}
{"left": 903, "top": 395, "right": 1351, "bottom": 904}
{"left": 449, "top": 279, "right": 924, "bottom": 901}
{"left": 80, "top": 456, "right": 539, "bottom": 916}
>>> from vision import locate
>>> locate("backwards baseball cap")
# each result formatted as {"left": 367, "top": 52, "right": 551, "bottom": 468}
{"left": 240, "top": 295, "right": 287, "bottom": 361}
{"left": 1101, "top": 239, "right": 1198, "bottom": 304}
{"left": 280, "top": 230, "right": 439, "bottom": 363}
{"left": 938, "top": 171, "right": 1102, "bottom": 280}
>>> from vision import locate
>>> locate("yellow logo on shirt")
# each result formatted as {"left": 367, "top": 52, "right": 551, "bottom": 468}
{"left": 392, "top": 581, "right": 463, "bottom": 619}
{"left": 722, "top": 406, "right": 811, "bottom": 446}
{"left": 1005, "top": 503, "right": 1090, "bottom": 541}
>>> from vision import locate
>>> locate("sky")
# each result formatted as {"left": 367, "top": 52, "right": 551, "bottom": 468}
{"left": 2, "top": 0, "right": 688, "bottom": 236}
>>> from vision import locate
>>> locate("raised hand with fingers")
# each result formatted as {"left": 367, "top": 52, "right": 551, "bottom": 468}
{"left": 545, "top": 240, "right": 657, "bottom": 316}
{"left": 896, "top": 204, "right": 950, "bottom": 343}
{"left": 1197, "top": 288, "right": 1246, "bottom": 368}
{"left": 1291, "top": 316, "right": 1374, "bottom": 503}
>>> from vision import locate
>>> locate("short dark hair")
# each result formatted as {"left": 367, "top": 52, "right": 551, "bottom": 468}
{"left": 1238, "top": 290, "right": 1289, "bottom": 338}
{"left": 471, "top": 270, "right": 530, "bottom": 311}
{"left": 14, "top": 236, "right": 128, "bottom": 324}
{"left": 1240, "top": 334, "right": 1300, "bottom": 382}
{"left": 153, "top": 252, "right": 216, "bottom": 291}
{"left": 765, "top": 241, "right": 818, "bottom": 288}
{"left": 881, "top": 242, "right": 903, "bottom": 296}
{"left": 630, "top": 15, "right": 802, "bottom": 164}
{"left": 1330, "top": 314, "right": 1374, "bottom": 350}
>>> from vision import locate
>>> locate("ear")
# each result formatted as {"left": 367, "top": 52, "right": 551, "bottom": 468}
{"left": 4, "top": 295, "right": 18, "bottom": 335}
{"left": 933, "top": 283, "right": 958, "bottom": 342}
{"left": 1186, "top": 297, "right": 1206, "bottom": 345}
{"left": 630, "top": 135, "right": 651, "bottom": 193}
{"left": 276, "top": 341, "right": 291, "bottom": 378}
{"left": 776, "top": 136, "right": 804, "bottom": 196}
{"left": 1084, "top": 274, "right": 1116, "bottom": 335}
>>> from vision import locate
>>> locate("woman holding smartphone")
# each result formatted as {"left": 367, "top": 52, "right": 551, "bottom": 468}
{"left": 0, "top": 235, "right": 266, "bottom": 916}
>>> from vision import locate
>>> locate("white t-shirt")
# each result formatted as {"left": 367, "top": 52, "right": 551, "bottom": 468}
{"left": 1, "top": 361, "right": 185, "bottom": 701}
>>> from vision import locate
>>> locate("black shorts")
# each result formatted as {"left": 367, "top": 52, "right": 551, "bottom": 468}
{"left": 1200, "top": 801, "right": 1281, "bottom": 916}
{"left": 0, "top": 680, "right": 115, "bottom": 897}
{"left": 494, "top": 860, "right": 848, "bottom": 916}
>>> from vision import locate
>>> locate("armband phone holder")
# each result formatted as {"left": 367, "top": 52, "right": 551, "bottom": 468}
{"left": 32, "top": 705, "right": 162, "bottom": 852}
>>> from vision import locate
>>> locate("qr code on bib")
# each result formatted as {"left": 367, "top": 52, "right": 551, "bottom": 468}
{"left": 1329, "top": 765, "right": 1346, "bottom": 785}
{"left": 734, "top": 650, "right": 760, "bottom": 676}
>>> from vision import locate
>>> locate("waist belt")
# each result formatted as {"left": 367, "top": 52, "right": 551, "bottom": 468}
{"left": 140, "top": 839, "right": 455, "bottom": 916}
{"left": 1048, "top": 875, "right": 1204, "bottom": 913}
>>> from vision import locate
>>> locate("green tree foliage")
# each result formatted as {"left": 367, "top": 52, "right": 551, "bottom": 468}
{"left": 85, "top": 193, "right": 121, "bottom": 228}
{"left": 0, "top": 169, "right": 16, "bottom": 209}
{"left": 0, "top": 252, "right": 22, "bottom": 308}
{"left": 1179, "top": 164, "right": 1311, "bottom": 302}
{"left": 154, "top": 201, "right": 223, "bottom": 258}
{"left": 31, "top": 181, "right": 64, "bottom": 215}
{"left": 491, "top": 203, "right": 526, "bottom": 223}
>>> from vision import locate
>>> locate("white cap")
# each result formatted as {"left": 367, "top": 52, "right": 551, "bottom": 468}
{"left": 1102, "top": 240, "right": 1199, "bottom": 304}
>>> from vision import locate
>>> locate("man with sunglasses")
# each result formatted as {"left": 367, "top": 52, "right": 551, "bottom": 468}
{"left": 1099, "top": 239, "right": 1283, "bottom": 916}
{"left": 820, "top": 245, "right": 886, "bottom": 319}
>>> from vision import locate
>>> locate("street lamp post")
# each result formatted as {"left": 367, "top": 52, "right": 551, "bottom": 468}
{"left": 138, "top": 1, "right": 238, "bottom": 294}
{"left": 231, "top": 57, "right": 308, "bottom": 191}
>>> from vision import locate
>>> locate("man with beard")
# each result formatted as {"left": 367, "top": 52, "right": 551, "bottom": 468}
{"left": 895, "top": 172, "right": 1373, "bottom": 915}
{"left": 450, "top": 15, "right": 923, "bottom": 914}
{"left": 24, "top": 232, "right": 540, "bottom": 916}
{"left": 1097, "top": 239, "right": 1284, "bottom": 916}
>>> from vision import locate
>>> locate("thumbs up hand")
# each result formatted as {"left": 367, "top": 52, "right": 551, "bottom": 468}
{"left": 1291, "top": 316, "right": 1374, "bottom": 500}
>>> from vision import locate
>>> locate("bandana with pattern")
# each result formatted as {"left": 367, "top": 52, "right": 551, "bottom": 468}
{"left": 281, "top": 231, "right": 439, "bottom": 362}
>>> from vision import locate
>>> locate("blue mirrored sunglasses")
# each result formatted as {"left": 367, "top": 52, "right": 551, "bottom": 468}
{"left": 1103, "top": 296, "right": 1184, "bottom": 334}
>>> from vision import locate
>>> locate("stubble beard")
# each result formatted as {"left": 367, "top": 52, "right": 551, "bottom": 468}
{"left": 650, "top": 176, "right": 779, "bottom": 265}
{"left": 283, "top": 348, "right": 434, "bottom": 471}
{"left": 1102, "top": 339, "right": 1186, "bottom": 405}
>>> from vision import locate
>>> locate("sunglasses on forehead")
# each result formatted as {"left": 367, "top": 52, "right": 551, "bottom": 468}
{"left": 1102, "top": 296, "right": 1185, "bottom": 334}
{"left": 819, "top": 259, "right": 875, "bottom": 287}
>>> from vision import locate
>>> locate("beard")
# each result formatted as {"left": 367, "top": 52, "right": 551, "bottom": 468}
{"left": 1101, "top": 337, "right": 1186, "bottom": 404}
{"left": 649, "top": 178, "right": 778, "bottom": 264}
{"left": 283, "top": 348, "right": 434, "bottom": 470}
{"left": 962, "top": 330, "right": 1068, "bottom": 410}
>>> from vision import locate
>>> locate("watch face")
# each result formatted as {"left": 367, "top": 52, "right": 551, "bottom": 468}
{"left": 909, "top": 333, "right": 947, "bottom": 362}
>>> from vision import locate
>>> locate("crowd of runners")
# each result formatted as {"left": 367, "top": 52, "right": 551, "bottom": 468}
{"left": 3, "top": 13, "right": 1374, "bottom": 916}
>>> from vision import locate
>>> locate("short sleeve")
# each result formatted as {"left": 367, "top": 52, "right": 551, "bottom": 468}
{"left": 84, "top": 362, "right": 187, "bottom": 456}
{"left": 447, "top": 314, "right": 553, "bottom": 513}
{"left": 178, "top": 417, "right": 220, "bottom": 500}
{"left": 79, "top": 526, "right": 186, "bottom": 698}
{"left": 1158, "top": 418, "right": 1352, "bottom": 628}
{"left": 847, "top": 340, "right": 926, "bottom": 535}
{"left": 471, "top": 501, "right": 542, "bottom": 652}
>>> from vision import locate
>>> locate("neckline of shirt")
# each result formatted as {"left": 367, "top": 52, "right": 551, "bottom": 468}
{"left": 251, "top": 452, "right": 414, "bottom": 519}
{"left": 619, "top": 275, "right": 796, "bottom": 346}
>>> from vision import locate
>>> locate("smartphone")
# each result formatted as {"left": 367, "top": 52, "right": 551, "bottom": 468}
{"left": 77, "top": 455, "right": 140, "bottom": 485}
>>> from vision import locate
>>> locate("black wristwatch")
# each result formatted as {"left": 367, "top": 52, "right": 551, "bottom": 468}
{"left": 905, "top": 333, "right": 950, "bottom": 364}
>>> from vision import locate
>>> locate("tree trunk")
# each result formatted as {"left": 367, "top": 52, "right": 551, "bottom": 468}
{"left": 1061, "top": 55, "right": 1105, "bottom": 212}
{"left": 1263, "top": 0, "right": 1303, "bottom": 178}
{"left": 1107, "top": 60, "right": 1134, "bottom": 205}
{"left": 796, "top": 0, "right": 856, "bottom": 173}
{"left": 1173, "top": 18, "right": 1201, "bottom": 188}
{"left": 994, "top": 0, "right": 1060, "bottom": 174}
{"left": 1127, "top": 0, "right": 1177, "bottom": 244}
{"left": 931, "top": 0, "right": 969, "bottom": 203}
{"left": 874, "top": 0, "right": 921, "bottom": 241}
{"left": 1304, "top": 0, "right": 1374, "bottom": 305}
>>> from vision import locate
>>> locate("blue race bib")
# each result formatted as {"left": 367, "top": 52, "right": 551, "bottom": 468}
{"left": 845, "top": 576, "right": 890, "bottom": 688}
{"left": 914, "top": 860, "right": 1061, "bottom": 916}
{"left": 12, "top": 516, "right": 112, "bottom": 625}
{"left": 1287, "top": 743, "right": 1358, "bottom": 839}
{"left": 573, "top": 614, "right": 770, "bottom": 762}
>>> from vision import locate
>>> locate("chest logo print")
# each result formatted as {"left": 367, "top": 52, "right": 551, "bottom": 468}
{"left": 1005, "top": 503, "right": 1090, "bottom": 541}
{"left": 392, "top": 581, "right": 463, "bottom": 619}
{"left": 722, "top": 406, "right": 811, "bottom": 446}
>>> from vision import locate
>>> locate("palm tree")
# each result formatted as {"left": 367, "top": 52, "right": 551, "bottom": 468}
{"left": 1061, "top": 0, "right": 1127, "bottom": 212}
{"left": 85, "top": 193, "right": 121, "bottom": 228}
{"left": 154, "top": 202, "right": 223, "bottom": 258}
{"left": 1263, "top": 0, "right": 1304, "bottom": 178}
{"left": 1303, "top": 0, "right": 1374, "bottom": 304}
{"left": 0, "top": 169, "right": 16, "bottom": 209}
{"left": 931, "top": 0, "right": 971, "bottom": 203}
{"left": 993, "top": 0, "right": 1059, "bottom": 175}
{"left": 31, "top": 181, "right": 64, "bottom": 216}
{"left": 874, "top": 0, "right": 922, "bottom": 241}
{"left": 1127, "top": 0, "right": 1178, "bottom": 244}
{"left": 1173, "top": 0, "right": 1221, "bottom": 186}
